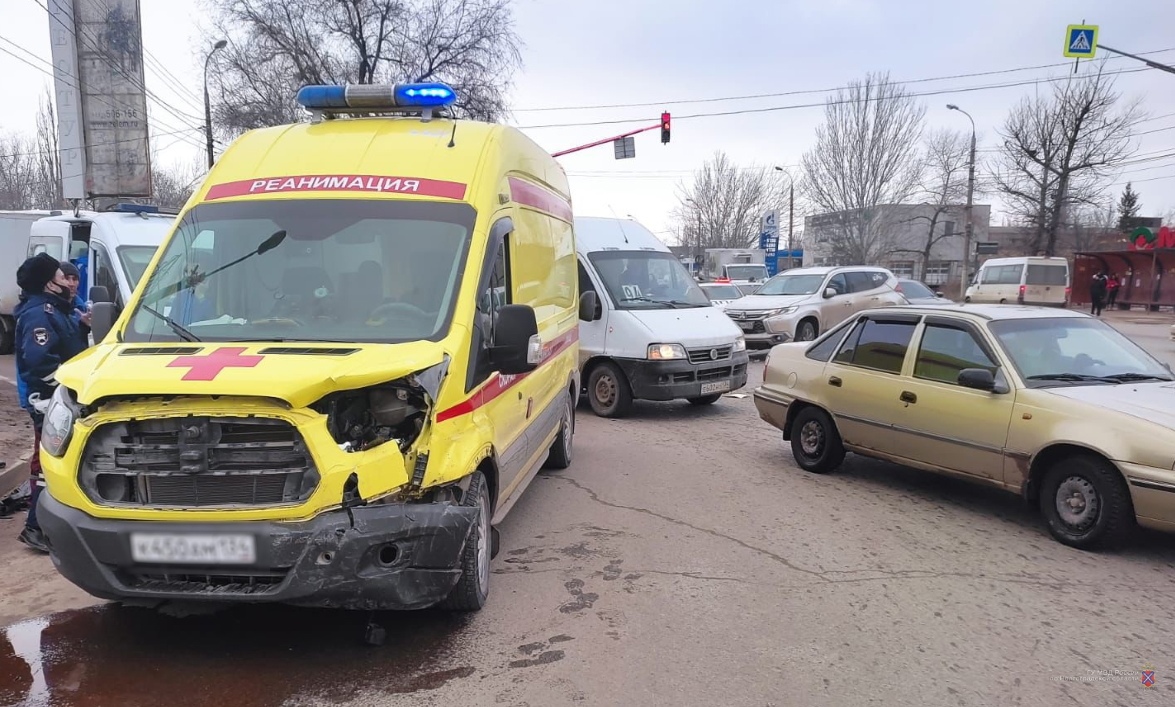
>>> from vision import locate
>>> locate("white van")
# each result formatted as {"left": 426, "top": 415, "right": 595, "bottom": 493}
{"left": 965, "top": 256, "right": 1070, "bottom": 306}
{"left": 0, "top": 204, "right": 173, "bottom": 353}
{"left": 574, "top": 216, "right": 749, "bottom": 417}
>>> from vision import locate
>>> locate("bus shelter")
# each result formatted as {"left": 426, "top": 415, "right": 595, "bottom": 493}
{"left": 1072, "top": 249, "right": 1175, "bottom": 311}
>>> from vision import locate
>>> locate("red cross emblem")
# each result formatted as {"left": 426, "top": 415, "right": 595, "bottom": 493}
{"left": 1141, "top": 669, "right": 1155, "bottom": 687}
{"left": 168, "top": 347, "right": 264, "bottom": 381}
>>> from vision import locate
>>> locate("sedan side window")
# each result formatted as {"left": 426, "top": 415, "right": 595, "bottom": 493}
{"left": 914, "top": 325, "right": 998, "bottom": 384}
{"left": 833, "top": 319, "right": 917, "bottom": 374}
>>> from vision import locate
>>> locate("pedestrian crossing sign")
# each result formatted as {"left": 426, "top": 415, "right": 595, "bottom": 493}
{"left": 1064, "top": 24, "right": 1098, "bottom": 58}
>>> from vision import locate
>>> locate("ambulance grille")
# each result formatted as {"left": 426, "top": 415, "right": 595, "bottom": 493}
{"left": 79, "top": 417, "right": 319, "bottom": 508}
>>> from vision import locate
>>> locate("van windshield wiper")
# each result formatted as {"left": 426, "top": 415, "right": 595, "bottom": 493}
{"left": 140, "top": 305, "right": 200, "bottom": 342}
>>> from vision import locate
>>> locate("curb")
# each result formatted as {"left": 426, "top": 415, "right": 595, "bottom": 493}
{"left": 0, "top": 453, "right": 32, "bottom": 500}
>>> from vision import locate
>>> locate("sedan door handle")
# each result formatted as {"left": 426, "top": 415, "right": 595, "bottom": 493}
{"left": 828, "top": 376, "right": 842, "bottom": 387}
{"left": 900, "top": 391, "right": 917, "bottom": 404}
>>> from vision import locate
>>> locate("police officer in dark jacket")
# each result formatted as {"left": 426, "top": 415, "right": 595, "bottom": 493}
{"left": 13, "top": 252, "right": 88, "bottom": 553}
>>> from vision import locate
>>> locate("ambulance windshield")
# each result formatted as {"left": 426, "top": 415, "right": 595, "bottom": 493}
{"left": 124, "top": 199, "right": 475, "bottom": 344}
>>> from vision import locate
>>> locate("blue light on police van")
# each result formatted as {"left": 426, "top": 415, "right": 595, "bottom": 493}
{"left": 296, "top": 82, "right": 458, "bottom": 111}
{"left": 109, "top": 203, "right": 159, "bottom": 214}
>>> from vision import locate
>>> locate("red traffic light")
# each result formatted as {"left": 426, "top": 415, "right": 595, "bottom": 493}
{"left": 660, "top": 111, "right": 671, "bottom": 144}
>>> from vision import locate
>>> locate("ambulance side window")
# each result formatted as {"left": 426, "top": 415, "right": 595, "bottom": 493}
{"left": 471, "top": 236, "right": 512, "bottom": 387}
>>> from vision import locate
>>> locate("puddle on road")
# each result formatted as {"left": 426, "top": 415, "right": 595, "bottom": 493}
{"left": 0, "top": 603, "right": 476, "bottom": 707}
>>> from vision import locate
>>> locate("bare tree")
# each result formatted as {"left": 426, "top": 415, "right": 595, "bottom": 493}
{"left": 888, "top": 129, "right": 972, "bottom": 275}
{"left": 205, "top": 0, "right": 523, "bottom": 136}
{"left": 671, "top": 151, "right": 788, "bottom": 257}
{"left": 991, "top": 63, "right": 1142, "bottom": 256}
{"left": 31, "top": 90, "right": 63, "bottom": 210}
{"left": 801, "top": 72, "right": 926, "bottom": 265}
{"left": 1065, "top": 201, "right": 1119, "bottom": 254}
{"left": 0, "top": 132, "right": 40, "bottom": 210}
{"left": 150, "top": 153, "right": 205, "bottom": 211}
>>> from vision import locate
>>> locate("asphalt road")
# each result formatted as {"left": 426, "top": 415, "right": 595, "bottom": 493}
{"left": 0, "top": 313, "right": 1173, "bottom": 707}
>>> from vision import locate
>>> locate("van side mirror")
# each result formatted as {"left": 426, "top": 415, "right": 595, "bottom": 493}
{"left": 491, "top": 304, "right": 540, "bottom": 375}
{"left": 958, "top": 368, "right": 999, "bottom": 392}
{"left": 579, "top": 291, "right": 601, "bottom": 321}
{"left": 823, "top": 287, "right": 837, "bottom": 299}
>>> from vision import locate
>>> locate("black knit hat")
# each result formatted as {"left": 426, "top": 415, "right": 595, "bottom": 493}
{"left": 16, "top": 252, "right": 62, "bottom": 293}
{"left": 59, "top": 260, "right": 79, "bottom": 278}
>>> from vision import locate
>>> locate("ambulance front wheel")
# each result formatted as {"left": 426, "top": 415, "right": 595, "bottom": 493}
{"left": 438, "top": 471, "right": 491, "bottom": 611}
{"left": 588, "top": 362, "right": 633, "bottom": 418}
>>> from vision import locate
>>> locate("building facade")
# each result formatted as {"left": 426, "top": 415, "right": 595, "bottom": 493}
{"left": 803, "top": 204, "right": 992, "bottom": 286}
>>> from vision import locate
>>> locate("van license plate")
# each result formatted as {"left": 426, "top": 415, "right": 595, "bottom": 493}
{"left": 700, "top": 380, "right": 731, "bottom": 395}
{"left": 130, "top": 533, "right": 256, "bottom": 565}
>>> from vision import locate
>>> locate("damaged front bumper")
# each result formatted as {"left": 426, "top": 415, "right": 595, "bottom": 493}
{"left": 37, "top": 491, "right": 478, "bottom": 610}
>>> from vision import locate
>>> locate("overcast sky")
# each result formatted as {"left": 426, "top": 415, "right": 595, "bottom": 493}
{"left": 3, "top": 0, "right": 1173, "bottom": 242}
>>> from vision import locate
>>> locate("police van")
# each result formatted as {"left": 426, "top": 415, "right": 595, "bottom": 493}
{"left": 36, "top": 82, "right": 591, "bottom": 613}
{"left": 574, "top": 216, "right": 749, "bottom": 417}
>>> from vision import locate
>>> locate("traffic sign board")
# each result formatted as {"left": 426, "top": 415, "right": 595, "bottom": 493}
{"left": 1064, "top": 24, "right": 1098, "bottom": 58}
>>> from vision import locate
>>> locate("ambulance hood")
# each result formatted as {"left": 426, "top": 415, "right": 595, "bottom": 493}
{"left": 56, "top": 340, "right": 450, "bottom": 409}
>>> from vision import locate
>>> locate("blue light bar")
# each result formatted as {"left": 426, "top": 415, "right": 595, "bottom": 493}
{"left": 296, "top": 82, "right": 458, "bottom": 112}
{"left": 108, "top": 203, "right": 159, "bottom": 214}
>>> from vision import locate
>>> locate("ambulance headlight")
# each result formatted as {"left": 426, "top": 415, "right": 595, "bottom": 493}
{"left": 42, "top": 386, "right": 80, "bottom": 458}
{"left": 296, "top": 82, "right": 458, "bottom": 110}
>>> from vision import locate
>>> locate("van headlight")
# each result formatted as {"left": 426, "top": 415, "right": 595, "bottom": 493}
{"left": 733, "top": 337, "right": 747, "bottom": 352}
{"left": 42, "top": 386, "right": 80, "bottom": 457}
{"left": 648, "top": 344, "right": 687, "bottom": 360}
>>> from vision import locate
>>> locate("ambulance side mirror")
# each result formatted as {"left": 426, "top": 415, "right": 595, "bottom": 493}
{"left": 91, "top": 302, "right": 116, "bottom": 343}
{"left": 579, "top": 291, "right": 601, "bottom": 321}
{"left": 491, "top": 304, "right": 540, "bottom": 375}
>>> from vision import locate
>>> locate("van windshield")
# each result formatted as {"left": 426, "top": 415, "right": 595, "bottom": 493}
{"left": 587, "top": 250, "right": 711, "bottom": 309}
{"left": 117, "top": 245, "right": 158, "bottom": 289}
{"left": 124, "top": 199, "right": 475, "bottom": 344}
{"left": 726, "top": 264, "right": 767, "bottom": 281}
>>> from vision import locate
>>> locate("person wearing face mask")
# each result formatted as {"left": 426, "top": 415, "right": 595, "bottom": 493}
{"left": 12, "top": 252, "right": 89, "bottom": 553}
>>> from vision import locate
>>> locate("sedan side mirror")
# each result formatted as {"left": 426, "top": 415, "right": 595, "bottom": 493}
{"left": 958, "top": 368, "right": 998, "bottom": 392}
{"left": 491, "top": 304, "right": 541, "bottom": 375}
{"left": 579, "top": 291, "right": 601, "bottom": 322}
{"left": 823, "top": 287, "right": 837, "bottom": 299}
{"left": 935, "top": 292, "right": 945, "bottom": 298}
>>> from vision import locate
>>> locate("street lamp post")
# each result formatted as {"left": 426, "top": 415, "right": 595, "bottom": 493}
{"left": 947, "top": 104, "right": 976, "bottom": 299}
{"left": 774, "top": 166, "right": 795, "bottom": 269}
{"left": 203, "top": 40, "right": 228, "bottom": 169}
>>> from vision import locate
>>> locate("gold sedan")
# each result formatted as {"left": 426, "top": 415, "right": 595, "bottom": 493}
{"left": 753, "top": 304, "right": 1175, "bottom": 550}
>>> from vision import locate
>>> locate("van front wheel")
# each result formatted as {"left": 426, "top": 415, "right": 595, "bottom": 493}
{"left": 588, "top": 362, "right": 633, "bottom": 418}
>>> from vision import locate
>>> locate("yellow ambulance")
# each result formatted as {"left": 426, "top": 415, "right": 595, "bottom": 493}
{"left": 35, "top": 82, "right": 596, "bottom": 612}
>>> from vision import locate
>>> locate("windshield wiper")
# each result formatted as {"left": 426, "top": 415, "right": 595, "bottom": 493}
{"left": 1101, "top": 372, "right": 1174, "bottom": 382}
{"left": 143, "top": 229, "right": 288, "bottom": 307}
{"left": 622, "top": 295, "right": 690, "bottom": 308}
{"left": 140, "top": 305, "right": 200, "bottom": 342}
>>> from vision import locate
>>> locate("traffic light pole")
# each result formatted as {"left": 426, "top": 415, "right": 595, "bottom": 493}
{"left": 551, "top": 115, "right": 669, "bottom": 158}
{"left": 1097, "top": 45, "right": 1175, "bottom": 75}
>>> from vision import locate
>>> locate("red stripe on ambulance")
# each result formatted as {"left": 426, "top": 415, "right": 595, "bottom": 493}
{"left": 435, "top": 328, "right": 579, "bottom": 423}
{"left": 508, "top": 177, "right": 573, "bottom": 222}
